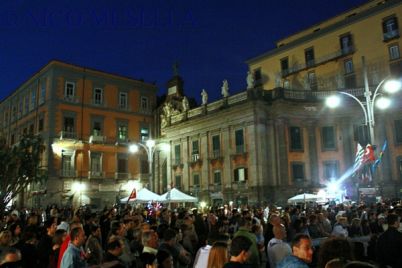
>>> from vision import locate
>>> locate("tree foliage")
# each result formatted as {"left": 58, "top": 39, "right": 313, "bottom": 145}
{"left": 0, "top": 134, "right": 47, "bottom": 214}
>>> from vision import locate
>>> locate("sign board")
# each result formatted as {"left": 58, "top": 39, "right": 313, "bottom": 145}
{"left": 359, "top": 187, "right": 377, "bottom": 196}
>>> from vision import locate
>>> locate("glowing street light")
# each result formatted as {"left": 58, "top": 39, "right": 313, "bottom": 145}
{"left": 326, "top": 58, "right": 401, "bottom": 145}
{"left": 129, "top": 139, "right": 170, "bottom": 192}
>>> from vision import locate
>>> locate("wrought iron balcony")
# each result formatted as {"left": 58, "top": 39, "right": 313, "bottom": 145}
{"left": 281, "top": 45, "right": 355, "bottom": 77}
{"left": 59, "top": 131, "right": 77, "bottom": 140}
{"left": 88, "top": 171, "right": 104, "bottom": 179}
{"left": 60, "top": 169, "right": 76, "bottom": 177}
{"left": 89, "top": 133, "right": 105, "bottom": 143}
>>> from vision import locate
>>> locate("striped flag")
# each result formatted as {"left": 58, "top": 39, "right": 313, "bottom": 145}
{"left": 353, "top": 143, "right": 365, "bottom": 175}
{"left": 372, "top": 140, "right": 388, "bottom": 173}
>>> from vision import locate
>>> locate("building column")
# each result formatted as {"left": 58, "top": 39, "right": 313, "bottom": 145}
{"left": 306, "top": 121, "right": 319, "bottom": 185}
{"left": 275, "top": 119, "right": 289, "bottom": 186}
{"left": 222, "top": 127, "right": 232, "bottom": 199}
{"left": 266, "top": 119, "right": 277, "bottom": 186}
{"left": 201, "top": 132, "right": 209, "bottom": 191}
{"left": 183, "top": 137, "right": 190, "bottom": 190}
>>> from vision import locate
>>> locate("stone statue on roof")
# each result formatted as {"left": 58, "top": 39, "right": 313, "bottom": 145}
{"left": 247, "top": 70, "right": 255, "bottom": 89}
{"left": 201, "top": 89, "right": 208, "bottom": 105}
{"left": 221, "top": 79, "right": 229, "bottom": 98}
{"left": 182, "top": 96, "right": 189, "bottom": 112}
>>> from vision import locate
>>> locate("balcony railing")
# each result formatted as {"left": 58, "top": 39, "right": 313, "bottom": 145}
{"left": 63, "top": 95, "right": 79, "bottom": 103}
{"left": 114, "top": 173, "right": 131, "bottom": 180}
{"left": 232, "top": 181, "right": 247, "bottom": 191}
{"left": 235, "top": 145, "right": 245, "bottom": 154}
{"left": 191, "top": 153, "right": 200, "bottom": 162}
{"left": 211, "top": 183, "right": 222, "bottom": 192}
{"left": 60, "top": 169, "right": 76, "bottom": 177}
{"left": 211, "top": 150, "right": 221, "bottom": 159}
{"left": 89, "top": 134, "right": 105, "bottom": 143}
{"left": 88, "top": 171, "right": 104, "bottom": 178}
{"left": 59, "top": 131, "right": 77, "bottom": 140}
{"left": 281, "top": 45, "right": 355, "bottom": 77}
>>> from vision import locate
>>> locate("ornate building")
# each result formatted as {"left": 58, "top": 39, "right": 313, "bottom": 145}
{"left": 0, "top": 60, "right": 157, "bottom": 208}
{"left": 155, "top": 0, "right": 402, "bottom": 205}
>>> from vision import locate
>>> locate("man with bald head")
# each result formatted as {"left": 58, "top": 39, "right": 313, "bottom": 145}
{"left": 267, "top": 224, "right": 291, "bottom": 268}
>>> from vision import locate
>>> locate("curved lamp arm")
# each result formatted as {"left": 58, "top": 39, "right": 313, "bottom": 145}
{"left": 338, "top": 91, "right": 369, "bottom": 125}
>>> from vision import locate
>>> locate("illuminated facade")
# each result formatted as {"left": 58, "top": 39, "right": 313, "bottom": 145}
{"left": 0, "top": 60, "right": 157, "bottom": 208}
{"left": 156, "top": 0, "right": 402, "bottom": 204}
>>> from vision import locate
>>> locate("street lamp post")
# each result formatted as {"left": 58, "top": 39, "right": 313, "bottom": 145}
{"left": 326, "top": 56, "right": 401, "bottom": 145}
{"left": 129, "top": 140, "right": 169, "bottom": 192}
{"left": 326, "top": 57, "right": 401, "bottom": 201}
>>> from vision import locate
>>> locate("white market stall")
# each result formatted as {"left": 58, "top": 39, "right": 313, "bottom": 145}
{"left": 120, "top": 188, "right": 164, "bottom": 203}
{"left": 287, "top": 193, "right": 319, "bottom": 204}
{"left": 160, "top": 188, "right": 198, "bottom": 203}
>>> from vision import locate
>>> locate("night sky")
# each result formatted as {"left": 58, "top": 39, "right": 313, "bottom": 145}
{"left": 0, "top": 0, "right": 368, "bottom": 104}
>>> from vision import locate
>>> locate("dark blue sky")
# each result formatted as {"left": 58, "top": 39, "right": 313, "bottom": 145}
{"left": 0, "top": 0, "right": 367, "bottom": 104}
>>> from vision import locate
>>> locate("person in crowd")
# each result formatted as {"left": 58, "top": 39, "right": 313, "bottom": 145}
{"left": 156, "top": 250, "right": 173, "bottom": 268}
{"left": 206, "top": 241, "right": 229, "bottom": 268}
{"left": 376, "top": 213, "right": 402, "bottom": 268}
{"left": 108, "top": 221, "right": 134, "bottom": 267}
{"left": 192, "top": 209, "right": 207, "bottom": 250}
{"left": 158, "top": 228, "right": 191, "bottom": 268}
{"left": 331, "top": 215, "right": 348, "bottom": 237}
{"left": 234, "top": 217, "right": 260, "bottom": 267}
{"left": 307, "top": 214, "right": 322, "bottom": 239}
{"left": 277, "top": 234, "right": 313, "bottom": 268}
{"left": 60, "top": 227, "right": 87, "bottom": 268}
{"left": 104, "top": 238, "right": 126, "bottom": 268}
{"left": 267, "top": 224, "right": 292, "bottom": 268}
{"left": 8, "top": 223, "right": 21, "bottom": 247}
{"left": 85, "top": 224, "right": 103, "bottom": 266}
{"left": 368, "top": 213, "right": 383, "bottom": 234}
{"left": 317, "top": 212, "right": 332, "bottom": 237}
{"left": 0, "top": 231, "right": 12, "bottom": 254}
{"left": 223, "top": 235, "right": 252, "bottom": 268}
{"left": 140, "top": 230, "right": 159, "bottom": 268}
{"left": 14, "top": 227, "right": 38, "bottom": 267}
{"left": 193, "top": 232, "right": 229, "bottom": 268}
{"left": 0, "top": 247, "right": 21, "bottom": 267}
{"left": 57, "top": 221, "right": 82, "bottom": 268}
{"left": 251, "top": 223, "right": 264, "bottom": 258}
{"left": 37, "top": 218, "right": 57, "bottom": 267}
{"left": 317, "top": 237, "right": 354, "bottom": 268}
{"left": 49, "top": 229, "right": 67, "bottom": 268}
{"left": 348, "top": 218, "right": 363, "bottom": 237}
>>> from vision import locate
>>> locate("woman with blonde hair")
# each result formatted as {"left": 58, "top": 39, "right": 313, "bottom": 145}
{"left": 0, "top": 230, "right": 12, "bottom": 252}
{"left": 207, "top": 241, "right": 229, "bottom": 268}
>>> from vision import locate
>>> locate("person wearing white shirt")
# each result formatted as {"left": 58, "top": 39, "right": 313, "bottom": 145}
{"left": 267, "top": 224, "right": 292, "bottom": 268}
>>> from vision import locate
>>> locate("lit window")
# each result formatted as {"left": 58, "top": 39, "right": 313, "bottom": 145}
{"left": 344, "top": 59, "right": 354, "bottom": 74}
{"left": 93, "top": 88, "right": 103, "bottom": 105}
{"left": 65, "top": 82, "right": 75, "bottom": 98}
{"left": 389, "top": 45, "right": 400, "bottom": 60}
{"left": 141, "top": 96, "right": 149, "bottom": 111}
{"left": 119, "top": 92, "right": 128, "bottom": 109}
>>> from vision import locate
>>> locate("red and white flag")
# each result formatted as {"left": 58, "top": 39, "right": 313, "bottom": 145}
{"left": 128, "top": 188, "right": 137, "bottom": 200}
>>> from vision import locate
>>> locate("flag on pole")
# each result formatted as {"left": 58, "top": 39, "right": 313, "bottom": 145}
{"left": 372, "top": 139, "right": 388, "bottom": 173}
{"left": 353, "top": 143, "right": 365, "bottom": 175}
{"left": 128, "top": 188, "right": 137, "bottom": 200}
{"left": 362, "top": 144, "right": 376, "bottom": 164}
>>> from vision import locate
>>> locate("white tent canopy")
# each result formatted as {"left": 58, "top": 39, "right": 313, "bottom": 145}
{"left": 120, "top": 188, "right": 163, "bottom": 203}
{"left": 287, "top": 193, "right": 318, "bottom": 204}
{"left": 160, "top": 188, "right": 198, "bottom": 203}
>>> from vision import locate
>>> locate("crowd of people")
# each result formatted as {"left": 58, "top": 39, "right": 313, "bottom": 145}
{"left": 0, "top": 200, "right": 400, "bottom": 268}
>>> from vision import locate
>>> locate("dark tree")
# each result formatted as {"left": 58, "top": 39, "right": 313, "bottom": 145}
{"left": 0, "top": 134, "right": 47, "bottom": 216}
